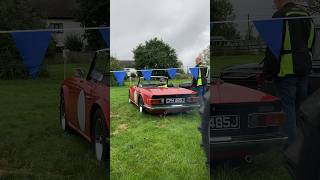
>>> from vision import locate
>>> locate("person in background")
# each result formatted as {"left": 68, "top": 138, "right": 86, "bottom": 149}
{"left": 262, "top": 0, "right": 315, "bottom": 146}
{"left": 192, "top": 56, "right": 209, "bottom": 105}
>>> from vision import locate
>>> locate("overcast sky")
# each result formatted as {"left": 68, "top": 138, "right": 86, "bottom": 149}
{"left": 110, "top": 0, "right": 210, "bottom": 68}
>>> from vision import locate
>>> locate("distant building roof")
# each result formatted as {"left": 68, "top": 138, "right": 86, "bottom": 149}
{"left": 120, "top": 60, "right": 135, "bottom": 68}
{"left": 31, "top": 0, "right": 77, "bottom": 19}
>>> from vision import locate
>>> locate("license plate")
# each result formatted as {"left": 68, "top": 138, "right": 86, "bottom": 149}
{"left": 209, "top": 115, "right": 240, "bottom": 130}
{"left": 166, "top": 98, "right": 185, "bottom": 104}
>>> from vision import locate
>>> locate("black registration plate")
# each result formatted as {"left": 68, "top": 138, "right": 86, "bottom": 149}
{"left": 166, "top": 98, "right": 185, "bottom": 104}
{"left": 209, "top": 115, "right": 240, "bottom": 130}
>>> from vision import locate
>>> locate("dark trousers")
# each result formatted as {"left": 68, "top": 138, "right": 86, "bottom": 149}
{"left": 195, "top": 85, "right": 206, "bottom": 105}
{"left": 274, "top": 76, "right": 308, "bottom": 145}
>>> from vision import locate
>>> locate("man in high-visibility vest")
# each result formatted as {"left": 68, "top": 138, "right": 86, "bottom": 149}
{"left": 263, "top": 0, "right": 315, "bottom": 146}
{"left": 192, "top": 56, "right": 209, "bottom": 104}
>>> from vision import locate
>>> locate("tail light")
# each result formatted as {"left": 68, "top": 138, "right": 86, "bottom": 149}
{"left": 148, "top": 98, "right": 164, "bottom": 105}
{"left": 187, "top": 96, "right": 198, "bottom": 103}
{"left": 248, "top": 112, "right": 286, "bottom": 128}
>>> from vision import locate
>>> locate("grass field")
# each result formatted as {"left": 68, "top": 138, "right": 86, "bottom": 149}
{"left": 212, "top": 54, "right": 263, "bottom": 75}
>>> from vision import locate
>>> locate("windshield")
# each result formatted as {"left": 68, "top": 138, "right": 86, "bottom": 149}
{"left": 138, "top": 76, "right": 168, "bottom": 88}
{"left": 87, "top": 49, "right": 110, "bottom": 84}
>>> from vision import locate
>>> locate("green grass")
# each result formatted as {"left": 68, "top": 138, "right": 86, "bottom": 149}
{"left": 110, "top": 84, "right": 210, "bottom": 180}
{"left": 0, "top": 64, "right": 107, "bottom": 179}
{"left": 212, "top": 54, "right": 263, "bottom": 75}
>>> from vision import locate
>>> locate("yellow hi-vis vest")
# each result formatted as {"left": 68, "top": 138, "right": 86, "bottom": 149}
{"left": 197, "top": 66, "right": 209, "bottom": 86}
{"left": 278, "top": 11, "right": 315, "bottom": 77}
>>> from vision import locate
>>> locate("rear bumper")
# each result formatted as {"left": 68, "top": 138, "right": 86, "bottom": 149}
{"left": 211, "top": 135, "right": 288, "bottom": 160}
{"left": 144, "top": 104, "right": 200, "bottom": 113}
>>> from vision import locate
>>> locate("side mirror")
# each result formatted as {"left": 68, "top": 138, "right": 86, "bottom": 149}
{"left": 74, "top": 68, "right": 85, "bottom": 79}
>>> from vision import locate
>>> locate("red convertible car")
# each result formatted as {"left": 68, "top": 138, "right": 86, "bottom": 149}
{"left": 60, "top": 49, "right": 109, "bottom": 163}
{"left": 129, "top": 76, "right": 200, "bottom": 114}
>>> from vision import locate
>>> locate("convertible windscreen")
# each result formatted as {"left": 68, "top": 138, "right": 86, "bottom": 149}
{"left": 138, "top": 77, "right": 169, "bottom": 88}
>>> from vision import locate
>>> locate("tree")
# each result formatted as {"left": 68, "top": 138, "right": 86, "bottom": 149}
{"left": 199, "top": 45, "right": 210, "bottom": 66}
{"left": 307, "top": 0, "right": 320, "bottom": 14}
{"left": 211, "top": 0, "right": 240, "bottom": 40}
{"left": 133, "top": 38, "right": 180, "bottom": 76}
{"left": 0, "top": 0, "right": 46, "bottom": 79}
{"left": 75, "top": 0, "right": 109, "bottom": 50}
{"left": 110, "top": 56, "right": 123, "bottom": 71}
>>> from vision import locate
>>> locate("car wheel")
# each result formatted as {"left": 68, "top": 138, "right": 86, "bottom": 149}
{"left": 199, "top": 91, "right": 211, "bottom": 166}
{"left": 60, "top": 94, "right": 69, "bottom": 132}
{"left": 93, "top": 108, "right": 109, "bottom": 163}
{"left": 139, "top": 96, "right": 144, "bottom": 113}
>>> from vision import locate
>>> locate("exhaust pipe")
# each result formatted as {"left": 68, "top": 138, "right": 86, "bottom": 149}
{"left": 244, "top": 155, "right": 253, "bottom": 163}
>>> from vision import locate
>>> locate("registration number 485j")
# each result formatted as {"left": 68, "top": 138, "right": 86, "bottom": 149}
{"left": 209, "top": 115, "right": 240, "bottom": 130}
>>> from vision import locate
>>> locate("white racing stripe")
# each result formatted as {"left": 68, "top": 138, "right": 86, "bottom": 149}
{"left": 77, "top": 90, "right": 86, "bottom": 131}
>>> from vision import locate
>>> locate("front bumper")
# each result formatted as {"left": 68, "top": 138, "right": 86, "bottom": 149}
{"left": 144, "top": 104, "right": 200, "bottom": 113}
{"left": 211, "top": 134, "right": 288, "bottom": 160}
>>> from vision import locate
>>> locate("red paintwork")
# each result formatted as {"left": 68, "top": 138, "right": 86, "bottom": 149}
{"left": 61, "top": 76, "right": 109, "bottom": 142}
{"left": 129, "top": 85, "right": 197, "bottom": 113}
{"left": 211, "top": 82, "right": 279, "bottom": 104}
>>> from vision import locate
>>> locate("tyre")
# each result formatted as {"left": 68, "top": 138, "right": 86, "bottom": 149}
{"left": 92, "top": 108, "right": 109, "bottom": 163}
{"left": 199, "top": 91, "right": 211, "bottom": 165}
{"left": 138, "top": 96, "right": 144, "bottom": 113}
{"left": 60, "top": 94, "right": 70, "bottom": 132}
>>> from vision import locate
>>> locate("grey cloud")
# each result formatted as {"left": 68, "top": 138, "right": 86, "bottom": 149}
{"left": 110, "top": 0, "right": 210, "bottom": 68}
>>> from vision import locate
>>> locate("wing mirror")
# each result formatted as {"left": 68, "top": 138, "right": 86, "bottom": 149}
{"left": 74, "top": 68, "right": 85, "bottom": 79}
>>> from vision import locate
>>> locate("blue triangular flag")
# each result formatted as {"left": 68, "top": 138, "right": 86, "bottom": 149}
{"left": 189, "top": 67, "right": 199, "bottom": 80}
{"left": 99, "top": 27, "right": 110, "bottom": 48}
{"left": 141, "top": 70, "right": 152, "bottom": 81}
{"left": 114, "top": 71, "right": 126, "bottom": 86}
{"left": 11, "top": 31, "right": 52, "bottom": 79}
{"left": 167, "top": 68, "right": 177, "bottom": 79}
{"left": 253, "top": 19, "right": 283, "bottom": 59}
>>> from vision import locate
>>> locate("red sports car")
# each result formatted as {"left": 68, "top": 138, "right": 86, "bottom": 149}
{"left": 60, "top": 49, "right": 109, "bottom": 163}
{"left": 129, "top": 76, "right": 200, "bottom": 114}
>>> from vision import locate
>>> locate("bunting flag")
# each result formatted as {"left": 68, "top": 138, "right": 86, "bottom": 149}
{"left": 141, "top": 70, "right": 152, "bottom": 81}
{"left": 253, "top": 19, "right": 283, "bottom": 59}
{"left": 11, "top": 31, "right": 52, "bottom": 79}
{"left": 189, "top": 67, "right": 199, "bottom": 80}
{"left": 99, "top": 27, "right": 110, "bottom": 48}
{"left": 114, "top": 71, "right": 126, "bottom": 86}
{"left": 167, "top": 68, "right": 177, "bottom": 79}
